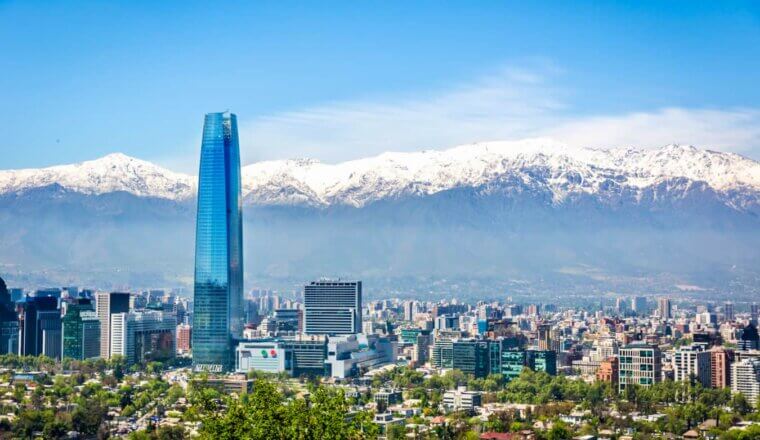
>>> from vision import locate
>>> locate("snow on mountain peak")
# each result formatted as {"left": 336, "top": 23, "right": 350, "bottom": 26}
{"left": 0, "top": 152, "right": 196, "bottom": 200}
{"left": 0, "top": 140, "right": 758, "bottom": 209}
{"left": 243, "top": 140, "right": 760, "bottom": 207}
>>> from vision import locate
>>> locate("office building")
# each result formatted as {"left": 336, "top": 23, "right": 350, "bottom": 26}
{"left": 267, "top": 309, "right": 301, "bottom": 335}
{"left": 619, "top": 343, "right": 662, "bottom": 391}
{"left": 282, "top": 337, "right": 327, "bottom": 377}
{"left": 657, "top": 298, "right": 672, "bottom": 320}
{"left": 413, "top": 332, "right": 433, "bottom": 366}
{"left": 400, "top": 327, "right": 424, "bottom": 344}
{"left": 8, "top": 288, "right": 24, "bottom": 303}
{"left": 236, "top": 339, "right": 287, "bottom": 374}
{"left": 739, "top": 324, "right": 760, "bottom": 351}
{"left": 192, "top": 111, "right": 245, "bottom": 372}
{"left": 672, "top": 343, "right": 710, "bottom": 387}
{"left": 731, "top": 358, "right": 760, "bottom": 405}
{"left": 303, "top": 281, "right": 362, "bottom": 335}
{"left": 96, "top": 292, "right": 130, "bottom": 359}
{"left": 435, "top": 315, "right": 459, "bottom": 331}
{"left": 525, "top": 349, "right": 557, "bottom": 375}
{"left": 489, "top": 338, "right": 521, "bottom": 374}
{"left": 110, "top": 311, "right": 176, "bottom": 365}
{"left": 615, "top": 297, "right": 627, "bottom": 315}
{"left": 431, "top": 331, "right": 459, "bottom": 369}
{"left": 19, "top": 295, "right": 59, "bottom": 357}
{"left": 38, "top": 308, "right": 62, "bottom": 360}
{"left": 711, "top": 346, "right": 733, "bottom": 389}
{"left": 724, "top": 302, "right": 735, "bottom": 322}
{"left": 504, "top": 304, "right": 521, "bottom": 317}
{"left": 452, "top": 340, "right": 490, "bottom": 378}
{"left": 0, "top": 277, "right": 19, "bottom": 355}
{"left": 501, "top": 350, "right": 527, "bottom": 382}
{"left": 631, "top": 296, "right": 647, "bottom": 315}
{"left": 62, "top": 299, "right": 100, "bottom": 360}
{"left": 325, "top": 334, "right": 398, "bottom": 378}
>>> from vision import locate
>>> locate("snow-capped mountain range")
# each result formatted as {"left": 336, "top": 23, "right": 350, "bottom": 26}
{"left": 1, "top": 138, "right": 759, "bottom": 211}
{"left": 2, "top": 139, "right": 760, "bottom": 294}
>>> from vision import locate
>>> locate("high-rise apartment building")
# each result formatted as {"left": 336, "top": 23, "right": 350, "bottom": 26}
{"left": 403, "top": 301, "right": 415, "bottom": 322}
{"left": 672, "top": 343, "right": 710, "bottom": 387}
{"left": 591, "top": 338, "right": 619, "bottom": 362}
{"left": 62, "top": 299, "right": 100, "bottom": 360}
{"left": 176, "top": 324, "right": 192, "bottom": 353}
{"left": 192, "top": 112, "right": 244, "bottom": 372}
{"left": 95, "top": 291, "right": 130, "bottom": 359}
{"left": 731, "top": 358, "right": 760, "bottom": 405}
{"left": 711, "top": 346, "right": 733, "bottom": 389}
{"left": 619, "top": 343, "right": 662, "bottom": 392}
{"left": 303, "top": 281, "right": 362, "bottom": 335}
{"left": 537, "top": 324, "right": 552, "bottom": 351}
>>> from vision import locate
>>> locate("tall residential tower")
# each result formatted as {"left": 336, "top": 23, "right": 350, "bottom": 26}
{"left": 192, "top": 112, "right": 244, "bottom": 372}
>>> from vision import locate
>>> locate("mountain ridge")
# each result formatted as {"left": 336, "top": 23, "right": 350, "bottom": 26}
{"left": 1, "top": 139, "right": 759, "bottom": 213}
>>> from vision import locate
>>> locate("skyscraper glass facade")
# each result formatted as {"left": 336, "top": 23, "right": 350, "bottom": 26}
{"left": 0, "top": 277, "right": 19, "bottom": 355}
{"left": 192, "top": 112, "right": 244, "bottom": 372}
{"left": 62, "top": 299, "right": 101, "bottom": 360}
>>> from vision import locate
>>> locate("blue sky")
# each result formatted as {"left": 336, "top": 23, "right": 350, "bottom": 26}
{"left": 1, "top": 1, "right": 759, "bottom": 171}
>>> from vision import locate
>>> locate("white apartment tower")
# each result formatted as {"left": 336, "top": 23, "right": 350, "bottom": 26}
{"left": 673, "top": 343, "right": 711, "bottom": 387}
{"left": 731, "top": 358, "right": 760, "bottom": 405}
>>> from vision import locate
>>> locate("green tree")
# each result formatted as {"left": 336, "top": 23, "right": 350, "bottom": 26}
{"left": 198, "top": 379, "right": 376, "bottom": 440}
{"left": 546, "top": 420, "right": 572, "bottom": 440}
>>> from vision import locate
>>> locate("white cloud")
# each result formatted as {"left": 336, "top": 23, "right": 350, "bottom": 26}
{"left": 238, "top": 63, "right": 566, "bottom": 164}
{"left": 236, "top": 63, "right": 760, "bottom": 164}
{"left": 550, "top": 108, "right": 760, "bottom": 156}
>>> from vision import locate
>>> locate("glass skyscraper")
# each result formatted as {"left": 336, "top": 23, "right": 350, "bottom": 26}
{"left": 62, "top": 299, "right": 100, "bottom": 360}
{"left": 0, "top": 277, "right": 19, "bottom": 355}
{"left": 192, "top": 112, "right": 244, "bottom": 372}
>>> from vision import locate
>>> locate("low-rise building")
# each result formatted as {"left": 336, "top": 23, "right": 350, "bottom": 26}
{"left": 443, "top": 386, "right": 482, "bottom": 413}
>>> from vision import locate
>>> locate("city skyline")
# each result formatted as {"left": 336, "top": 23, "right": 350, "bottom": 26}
{"left": 2, "top": 3, "right": 760, "bottom": 438}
